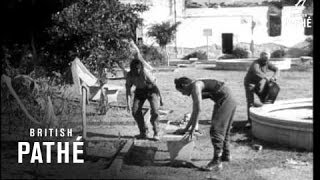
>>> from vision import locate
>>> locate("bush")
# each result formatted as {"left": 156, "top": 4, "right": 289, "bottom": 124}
{"left": 139, "top": 45, "right": 166, "bottom": 66}
{"left": 232, "top": 47, "right": 249, "bottom": 58}
{"left": 182, "top": 50, "right": 207, "bottom": 60}
{"left": 46, "top": 0, "right": 148, "bottom": 74}
{"left": 217, "top": 47, "right": 249, "bottom": 59}
{"left": 271, "top": 49, "right": 286, "bottom": 58}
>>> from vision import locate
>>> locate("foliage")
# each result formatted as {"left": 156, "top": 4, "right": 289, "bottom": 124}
{"left": 147, "top": 21, "right": 181, "bottom": 48}
{"left": 182, "top": 50, "right": 207, "bottom": 60}
{"left": 218, "top": 47, "right": 249, "bottom": 59}
{"left": 232, "top": 47, "right": 249, "bottom": 58}
{"left": 1, "top": 44, "right": 34, "bottom": 76}
{"left": 45, "top": 0, "right": 148, "bottom": 74}
{"left": 271, "top": 49, "right": 286, "bottom": 58}
{"left": 139, "top": 45, "right": 166, "bottom": 66}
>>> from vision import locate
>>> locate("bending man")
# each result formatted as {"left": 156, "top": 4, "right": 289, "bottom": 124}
{"left": 174, "top": 77, "right": 237, "bottom": 171}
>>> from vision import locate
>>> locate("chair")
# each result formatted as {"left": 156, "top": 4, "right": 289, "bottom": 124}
{"left": 70, "top": 57, "right": 123, "bottom": 104}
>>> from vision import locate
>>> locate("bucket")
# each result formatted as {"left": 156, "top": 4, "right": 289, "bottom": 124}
{"left": 166, "top": 136, "right": 195, "bottom": 162}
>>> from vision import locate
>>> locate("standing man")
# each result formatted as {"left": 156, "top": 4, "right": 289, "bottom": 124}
{"left": 126, "top": 59, "right": 162, "bottom": 141}
{"left": 244, "top": 51, "right": 280, "bottom": 127}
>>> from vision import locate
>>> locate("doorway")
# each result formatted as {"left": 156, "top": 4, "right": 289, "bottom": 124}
{"left": 222, "top": 33, "right": 233, "bottom": 54}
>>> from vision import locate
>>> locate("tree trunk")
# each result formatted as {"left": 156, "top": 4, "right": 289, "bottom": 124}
{"left": 166, "top": 46, "right": 170, "bottom": 66}
{"left": 31, "top": 32, "right": 38, "bottom": 65}
{"left": 161, "top": 46, "right": 169, "bottom": 66}
{"left": 250, "top": 40, "right": 255, "bottom": 57}
{"left": 30, "top": 0, "right": 38, "bottom": 70}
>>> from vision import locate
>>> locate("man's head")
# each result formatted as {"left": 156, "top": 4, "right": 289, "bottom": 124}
{"left": 174, "top": 77, "right": 193, "bottom": 96}
{"left": 259, "top": 51, "right": 270, "bottom": 65}
{"left": 130, "top": 58, "right": 143, "bottom": 75}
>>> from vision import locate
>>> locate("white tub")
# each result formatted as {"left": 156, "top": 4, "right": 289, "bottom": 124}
{"left": 215, "top": 58, "right": 291, "bottom": 71}
{"left": 250, "top": 98, "right": 313, "bottom": 151}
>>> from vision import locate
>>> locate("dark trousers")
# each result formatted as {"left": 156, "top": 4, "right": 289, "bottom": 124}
{"left": 210, "top": 86, "right": 237, "bottom": 157}
{"left": 244, "top": 78, "right": 267, "bottom": 124}
{"left": 132, "top": 88, "right": 160, "bottom": 136}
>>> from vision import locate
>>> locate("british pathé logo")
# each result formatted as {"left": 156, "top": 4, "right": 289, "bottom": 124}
{"left": 295, "top": 0, "right": 306, "bottom": 7}
{"left": 290, "top": 0, "right": 312, "bottom": 29}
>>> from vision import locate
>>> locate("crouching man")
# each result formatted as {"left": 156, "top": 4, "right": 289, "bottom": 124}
{"left": 126, "top": 59, "right": 162, "bottom": 141}
{"left": 244, "top": 51, "right": 280, "bottom": 127}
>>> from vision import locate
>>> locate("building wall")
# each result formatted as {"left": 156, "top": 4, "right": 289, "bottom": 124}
{"left": 174, "top": 6, "right": 307, "bottom": 48}
{"left": 121, "top": 0, "right": 310, "bottom": 54}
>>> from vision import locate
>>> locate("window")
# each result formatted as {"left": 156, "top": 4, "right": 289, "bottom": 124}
{"left": 267, "top": 4, "right": 282, "bottom": 37}
{"left": 269, "top": 15, "right": 282, "bottom": 36}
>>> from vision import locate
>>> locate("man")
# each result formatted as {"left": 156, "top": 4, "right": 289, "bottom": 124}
{"left": 174, "top": 77, "right": 237, "bottom": 171}
{"left": 126, "top": 59, "right": 162, "bottom": 141}
{"left": 244, "top": 51, "right": 280, "bottom": 127}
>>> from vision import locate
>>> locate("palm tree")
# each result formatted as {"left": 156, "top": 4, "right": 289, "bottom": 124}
{"left": 147, "top": 21, "right": 181, "bottom": 66}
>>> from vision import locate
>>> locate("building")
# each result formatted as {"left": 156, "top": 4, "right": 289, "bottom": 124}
{"left": 121, "top": 0, "right": 313, "bottom": 58}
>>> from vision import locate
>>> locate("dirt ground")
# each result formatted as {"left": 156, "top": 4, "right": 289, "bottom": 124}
{"left": 107, "top": 63, "right": 313, "bottom": 180}
{"left": 1, "top": 63, "right": 313, "bottom": 179}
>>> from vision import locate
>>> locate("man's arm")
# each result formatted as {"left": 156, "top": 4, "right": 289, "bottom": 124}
{"left": 184, "top": 82, "right": 202, "bottom": 133}
{"left": 143, "top": 68, "right": 157, "bottom": 85}
{"left": 251, "top": 62, "right": 268, "bottom": 80}
{"left": 125, "top": 75, "right": 133, "bottom": 112}
{"left": 128, "top": 39, "right": 154, "bottom": 72}
{"left": 116, "top": 61, "right": 128, "bottom": 78}
{"left": 268, "top": 63, "right": 279, "bottom": 80}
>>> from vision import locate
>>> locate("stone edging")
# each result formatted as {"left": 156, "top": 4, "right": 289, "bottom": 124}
{"left": 107, "top": 138, "right": 134, "bottom": 176}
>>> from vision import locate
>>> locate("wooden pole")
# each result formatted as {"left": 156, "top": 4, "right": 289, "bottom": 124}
{"left": 206, "top": 35, "right": 209, "bottom": 60}
{"left": 81, "top": 86, "right": 87, "bottom": 140}
{"left": 174, "top": 0, "right": 178, "bottom": 57}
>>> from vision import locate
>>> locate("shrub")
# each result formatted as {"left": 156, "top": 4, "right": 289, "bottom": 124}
{"left": 139, "top": 45, "right": 166, "bottom": 66}
{"left": 232, "top": 47, "right": 249, "bottom": 58}
{"left": 46, "top": 0, "right": 148, "bottom": 74}
{"left": 217, "top": 47, "right": 249, "bottom": 60}
{"left": 271, "top": 49, "right": 286, "bottom": 58}
{"left": 182, "top": 50, "right": 207, "bottom": 60}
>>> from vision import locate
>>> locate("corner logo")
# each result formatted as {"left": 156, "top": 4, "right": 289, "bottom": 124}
{"left": 295, "top": 0, "right": 306, "bottom": 7}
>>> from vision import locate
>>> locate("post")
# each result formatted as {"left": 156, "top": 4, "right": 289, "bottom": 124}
{"left": 81, "top": 86, "right": 87, "bottom": 140}
{"left": 206, "top": 36, "right": 209, "bottom": 60}
{"left": 203, "top": 28, "right": 212, "bottom": 60}
{"left": 174, "top": 0, "right": 178, "bottom": 57}
{"left": 166, "top": 46, "right": 170, "bottom": 66}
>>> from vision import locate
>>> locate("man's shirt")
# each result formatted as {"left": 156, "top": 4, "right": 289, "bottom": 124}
{"left": 244, "top": 59, "right": 278, "bottom": 84}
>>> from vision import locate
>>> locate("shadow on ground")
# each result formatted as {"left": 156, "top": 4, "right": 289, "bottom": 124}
{"left": 87, "top": 132, "right": 133, "bottom": 139}
{"left": 124, "top": 145, "right": 201, "bottom": 169}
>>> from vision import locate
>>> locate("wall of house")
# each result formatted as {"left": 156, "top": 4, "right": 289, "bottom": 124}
{"left": 121, "top": 0, "right": 310, "bottom": 56}
{"left": 174, "top": 6, "right": 308, "bottom": 48}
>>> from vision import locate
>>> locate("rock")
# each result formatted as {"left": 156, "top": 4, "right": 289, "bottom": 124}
{"left": 252, "top": 144, "right": 263, "bottom": 151}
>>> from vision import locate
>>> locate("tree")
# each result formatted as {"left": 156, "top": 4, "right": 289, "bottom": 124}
{"left": 147, "top": 21, "right": 181, "bottom": 66}
{"left": 0, "top": 0, "right": 73, "bottom": 75}
{"left": 45, "top": 0, "right": 148, "bottom": 75}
